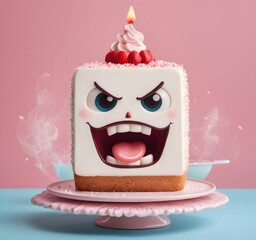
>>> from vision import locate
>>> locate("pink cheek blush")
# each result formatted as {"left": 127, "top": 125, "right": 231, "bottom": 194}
{"left": 79, "top": 109, "right": 89, "bottom": 119}
{"left": 167, "top": 109, "right": 177, "bottom": 119}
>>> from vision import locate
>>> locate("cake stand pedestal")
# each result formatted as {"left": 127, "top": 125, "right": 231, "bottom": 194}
{"left": 96, "top": 215, "right": 170, "bottom": 229}
{"left": 32, "top": 189, "right": 228, "bottom": 230}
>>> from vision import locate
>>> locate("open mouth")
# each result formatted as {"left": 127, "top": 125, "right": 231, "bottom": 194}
{"left": 88, "top": 121, "right": 171, "bottom": 169}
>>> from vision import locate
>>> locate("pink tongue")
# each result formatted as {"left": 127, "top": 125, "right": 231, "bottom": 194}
{"left": 112, "top": 142, "right": 146, "bottom": 163}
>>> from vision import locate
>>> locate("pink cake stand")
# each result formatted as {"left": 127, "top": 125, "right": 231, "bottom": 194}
{"left": 31, "top": 179, "right": 228, "bottom": 230}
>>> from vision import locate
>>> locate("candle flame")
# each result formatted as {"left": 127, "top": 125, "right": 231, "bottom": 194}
{"left": 127, "top": 6, "right": 136, "bottom": 24}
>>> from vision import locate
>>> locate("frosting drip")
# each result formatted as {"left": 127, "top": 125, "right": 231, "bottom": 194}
{"left": 111, "top": 24, "right": 146, "bottom": 53}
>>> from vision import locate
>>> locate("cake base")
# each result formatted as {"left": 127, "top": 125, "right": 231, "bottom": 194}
{"left": 74, "top": 174, "right": 186, "bottom": 192}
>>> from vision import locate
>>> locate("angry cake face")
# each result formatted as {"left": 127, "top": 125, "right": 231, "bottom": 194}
{"left": 73, "top": 66, "right": 188, "bottom": 176}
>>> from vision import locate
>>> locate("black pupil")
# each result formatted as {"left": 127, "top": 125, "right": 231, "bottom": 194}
{"left": 144, "top": 93, "right": 161, "bottom": 108}
{"left": 98, "top": 93, "right": 114, "bottom": 108}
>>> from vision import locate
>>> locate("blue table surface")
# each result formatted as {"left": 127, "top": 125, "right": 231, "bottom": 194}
{"left": 0, "top": 188, "right": 256, "bottom": 240}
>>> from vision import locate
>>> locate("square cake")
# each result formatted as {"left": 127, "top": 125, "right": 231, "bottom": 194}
{"left": 71, "top": 7, "right": 189, "bottom": 192}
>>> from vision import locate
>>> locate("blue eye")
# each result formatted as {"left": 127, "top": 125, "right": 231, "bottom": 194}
{"left": 95, "top": 93, "right": 117, "bottom": 112}
{"left": 141, "top": 93, "right": 162, "bottom": 112}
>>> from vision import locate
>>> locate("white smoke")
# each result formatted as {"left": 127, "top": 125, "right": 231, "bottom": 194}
{"left": 17, "top": 73, "right": 70, "bottom": 178}
{"left": 190, "top": 108, "right": 227, "bottom": 161}
{"left": 199, "top": 108, "right": 220, "bottom": 161}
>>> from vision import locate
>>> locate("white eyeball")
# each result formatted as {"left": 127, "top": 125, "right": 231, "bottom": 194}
{"left": 87, "top": 88, "right": 118, "bottom": 112}
{"left": 141, "top": 88, "right": 171, "bottom": 112}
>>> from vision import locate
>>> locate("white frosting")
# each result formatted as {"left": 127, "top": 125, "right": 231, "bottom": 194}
{"left": 110, "top": 24, "right": 146, "bottom": 53}
{"left": 72, "top": 65, "right": 188, "bottom": 177}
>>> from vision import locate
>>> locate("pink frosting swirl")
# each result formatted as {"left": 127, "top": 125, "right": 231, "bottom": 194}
{"left": 111, "top": 24, "right": 146, "bottom": 53}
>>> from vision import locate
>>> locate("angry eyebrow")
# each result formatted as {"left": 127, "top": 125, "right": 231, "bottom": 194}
{"left": 94, "top": 82, "right": 122, "bottom": 100}
{"left": 136, "top": 81, "right": 165, "bottom": 100}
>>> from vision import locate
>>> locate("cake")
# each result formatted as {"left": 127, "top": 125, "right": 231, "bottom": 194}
{"left": 72, "top": 7, "right": 189, "bottom": 192}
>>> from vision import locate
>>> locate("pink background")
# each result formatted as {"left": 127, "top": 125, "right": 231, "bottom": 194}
{"left": 1, "top": 0, "right": 255, "bottom": 188}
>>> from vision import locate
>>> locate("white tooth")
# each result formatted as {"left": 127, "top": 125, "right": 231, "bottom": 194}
{"left": 128, "top": 161, "right": 141, "bottom": 166}
{"left": 129, "top": 124, "right": 142, "bottom": 133}
{"left": 141, "top": 126, "right": 152, "bottom": 136}
{"left": 107, "top": 126, "right": 117, "bottom": 136}
{"left": 106, "top": 156, "right": 117, "bottom": 164}
{"left": 116, "top": 161, "right": 125, "bottom": 166}
{"left": 116, "top": 160, "right": 141, "bottom": 166}
{"left": 117, "top": 124, "right": 129, "bottom": 133}
{"left": 140, "top": 154, "right": 153, "bottom": 165}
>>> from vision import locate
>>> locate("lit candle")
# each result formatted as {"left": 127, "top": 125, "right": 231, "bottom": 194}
{"left": 127, "top": 6, "right": 136, "bottom": 24}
